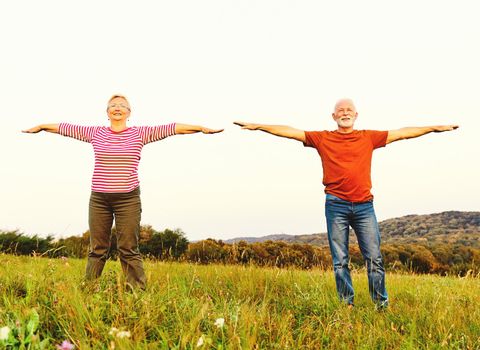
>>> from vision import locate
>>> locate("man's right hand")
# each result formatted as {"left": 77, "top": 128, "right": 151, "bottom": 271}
{"left": 233, "top": 121, "right": 306, "bottom": 142}
{"left": 233, "top": 121, "right": 259, "bottom": 130}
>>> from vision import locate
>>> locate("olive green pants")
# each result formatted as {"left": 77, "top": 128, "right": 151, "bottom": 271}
{"left": 86, "top": 187, "right": 146, "bottom": 289}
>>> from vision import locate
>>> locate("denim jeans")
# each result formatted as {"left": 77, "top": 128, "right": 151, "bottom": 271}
{"left": 325, "top": 193, "right": 388, "bottom": 307}
{"left": 86, "top": 187, "right": 146, "bottom": 289}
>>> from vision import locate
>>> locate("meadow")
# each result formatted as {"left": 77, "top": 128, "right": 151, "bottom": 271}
{"left": 0, "top": 255, "right": 479, "bottom": 349}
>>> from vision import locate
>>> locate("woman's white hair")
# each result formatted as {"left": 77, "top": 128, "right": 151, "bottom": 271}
{"left": 108, "top": 94, "right": 129, "bottom": 103}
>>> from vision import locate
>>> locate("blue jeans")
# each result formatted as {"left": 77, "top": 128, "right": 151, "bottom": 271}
{"left": 325, "top": 194, "right": 388, "bottom": 307}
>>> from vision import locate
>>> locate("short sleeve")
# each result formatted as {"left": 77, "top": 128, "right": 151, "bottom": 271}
{"left": 138, "top": 123, "right": 176, "bottom": 145}
{"left": 303, "top": 131, "right": 323, "bottom": 148}
{"left": 58, "top": 123, "right": 100, "bottom": 143}
{"left": 367, "top": 130, "right": 388, "bottom": 149}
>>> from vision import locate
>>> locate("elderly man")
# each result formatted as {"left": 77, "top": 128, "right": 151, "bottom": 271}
{"left": 234, "top": 99, "right": 457, "bottom": 308}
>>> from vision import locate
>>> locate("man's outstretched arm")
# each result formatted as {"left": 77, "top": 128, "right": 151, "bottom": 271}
{"left": 233, "top": 121, "right": 306, "bottom": 142}
{"left": 386, "top": 125, "right": 458, "bottom": 144}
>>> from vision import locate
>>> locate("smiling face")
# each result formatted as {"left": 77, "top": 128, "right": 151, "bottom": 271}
{"left": 107, "top": 96, "right": 131, "bottom": 122}
{"left": 332, "top": 99, "right": 358, "bottom": 132}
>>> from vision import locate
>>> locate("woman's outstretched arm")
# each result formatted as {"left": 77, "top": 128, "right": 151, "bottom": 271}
{"left": 175, "top": 123, "right": 223, "bottom": 135}
{"left": 22, "top": 124, "right": 60, "bottom": 134}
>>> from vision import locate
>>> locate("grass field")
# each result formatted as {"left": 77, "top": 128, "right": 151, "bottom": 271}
{"left": 0, "top": 255, "right": 479, "bottom": 349}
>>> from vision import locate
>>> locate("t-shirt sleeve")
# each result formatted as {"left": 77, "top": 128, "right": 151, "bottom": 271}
{"left": 138, "top": 123, "right": 176, "bottom": 145}
{"left": 58, "top": 123, "right": 99, "bottom": 143}
{"left": 303, "top": 131, "right": 323, "bottom": 148}
{"left": 367, "top": 130, "right": 388, "bottom": 149}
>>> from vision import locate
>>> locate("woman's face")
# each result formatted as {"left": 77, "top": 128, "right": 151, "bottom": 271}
{"left": 107, "top": 97, "right": 131, "bottom": 122}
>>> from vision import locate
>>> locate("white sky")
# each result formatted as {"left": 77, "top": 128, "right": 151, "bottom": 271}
{"left": 1, "top": 0, "right": 479, "bottom": 241}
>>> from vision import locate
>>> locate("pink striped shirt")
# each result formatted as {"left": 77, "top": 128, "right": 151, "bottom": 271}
{"left": 59, "top": 123, "right": 176, "bottom": 193}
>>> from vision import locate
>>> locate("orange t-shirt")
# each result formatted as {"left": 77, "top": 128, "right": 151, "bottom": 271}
{"left": 304, "top": 130, "right": 388, "bottom": 202}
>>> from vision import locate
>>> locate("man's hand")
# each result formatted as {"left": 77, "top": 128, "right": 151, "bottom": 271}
{"left": 233, "top": 121, "right": 260, "bottom": 130}
{"left": 433, "top": 125, "right": 459, "bottom": 132}
{"left": 387, "top": 125, "right": 459, "bottom": 144}
{"left": 233, "top": 121, "right": 306, "bottom": 142}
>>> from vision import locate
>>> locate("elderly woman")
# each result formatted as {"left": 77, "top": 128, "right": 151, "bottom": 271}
{"left": 23, "top": 94, "right": 223, "bottom": 289}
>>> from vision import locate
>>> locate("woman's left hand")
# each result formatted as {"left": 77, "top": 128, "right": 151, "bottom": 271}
{"left": 201, "top": 127, "right": 224, "bottom": 134}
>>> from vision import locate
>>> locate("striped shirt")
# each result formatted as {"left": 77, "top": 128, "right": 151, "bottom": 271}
{"left": 59, "top": 123, "right": 176, "bottom": 193}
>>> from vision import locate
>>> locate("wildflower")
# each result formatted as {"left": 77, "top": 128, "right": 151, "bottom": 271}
{"left": 214, "top": 318, "right": 225, "bottom": 328}
{"left": 61, "top": 256, "right": 70, "bottom": 266}
{"left": 0, "top": 326, "right": 11, "bottom": 341}
{"left": 109, "top": 327, "right": 131, "bottom": 339}
{"left": 116, "top": 331, "right": 131, "bottom": 339}
{"left": 56, "top": 340, "right": 75, "bottom": 350}
{"left": 196, "top": 335, "right": 204, "bottom": 347}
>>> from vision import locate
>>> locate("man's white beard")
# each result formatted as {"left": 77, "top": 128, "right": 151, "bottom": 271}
{"left": 337, "top": 117, "right": 354, "bottom": 128}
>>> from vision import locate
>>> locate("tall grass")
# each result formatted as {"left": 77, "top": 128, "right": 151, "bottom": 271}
{"left": 0, "top": 254, "right": 479, "bottom": 349}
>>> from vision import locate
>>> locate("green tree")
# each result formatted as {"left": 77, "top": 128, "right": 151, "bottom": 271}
{"left": 140, "top": 228, "right": 189, "bottom": 259}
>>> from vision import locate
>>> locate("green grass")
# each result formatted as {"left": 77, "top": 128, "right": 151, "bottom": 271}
{"left": 0, "top": 254, "right": 479, "bottom": 349}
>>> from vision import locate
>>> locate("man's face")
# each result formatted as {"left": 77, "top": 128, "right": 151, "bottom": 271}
{"left": 332, "top": 100, "right": 358, "bottom": 129}
{"left": 107, "top": 97, "right": 131, "bottom": 121}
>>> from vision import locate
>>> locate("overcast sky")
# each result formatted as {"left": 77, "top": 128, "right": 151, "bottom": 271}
{"left": 1, "top": 0, "right": 479, "bottom": 241}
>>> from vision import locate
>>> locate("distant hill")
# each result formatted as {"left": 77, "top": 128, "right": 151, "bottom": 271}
{"left": 224, "top": 234, "right": 294, "bottom": 243}
{"left": 225, "top": 211, "right": 480, "bottom": 247}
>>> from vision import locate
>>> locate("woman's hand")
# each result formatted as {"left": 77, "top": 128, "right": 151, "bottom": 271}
{"left": 22, "top": 125, "right": 43, "bottom": 133}
{"left": 22, "top": 124, "right": 59, "bottom": 134}
{"left": 201, "top": 127, "right": 224, "bottom": 134}
{"left": 175, "top": 123, "right": 223, "bottom": 135}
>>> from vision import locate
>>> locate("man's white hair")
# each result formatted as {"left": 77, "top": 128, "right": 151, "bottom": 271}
{"left": 334, "top": 98, "right": 356, "bottom": 112}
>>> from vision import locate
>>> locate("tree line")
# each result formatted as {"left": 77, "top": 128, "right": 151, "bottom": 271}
{"left": 1, "top": 226, "right": 479, "bottom": 276}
